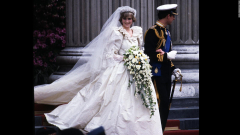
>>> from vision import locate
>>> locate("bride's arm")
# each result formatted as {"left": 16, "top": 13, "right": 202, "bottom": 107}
{"left": 132, "top": 26, "right": 143, "bottom": 50}
{"left": 104, "top": 28, "right": 124, "bottom": 66}
{"left": 137, "top": 32, "right": 143, "bottom": 50}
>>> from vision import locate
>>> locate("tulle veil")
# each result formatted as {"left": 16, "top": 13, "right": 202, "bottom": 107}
{"left": 34, "top": 6, "right": 137, "bottom": 105}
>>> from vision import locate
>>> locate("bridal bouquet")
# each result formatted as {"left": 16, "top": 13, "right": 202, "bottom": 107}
{"left": 123, "top": 46, "right": 156, "bottom": 117}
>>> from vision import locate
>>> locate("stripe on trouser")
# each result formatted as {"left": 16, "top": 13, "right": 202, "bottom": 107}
{"left": 153, "top": 79, "right": 160, "bottom": 107}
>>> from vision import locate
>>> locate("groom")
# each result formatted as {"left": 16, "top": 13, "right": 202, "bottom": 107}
{"left": 144, "top": 4, "right": 181, "bottom": 132}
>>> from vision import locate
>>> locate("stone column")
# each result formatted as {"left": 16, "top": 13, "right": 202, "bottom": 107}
{"left": 155, "top": 0, "right": 199, "bottom": 44}
{"left": 49, "top": 0, "right": 156, "bottom": 83}
{"left": 239, "top": 0, "right": 240, "bottom": 18}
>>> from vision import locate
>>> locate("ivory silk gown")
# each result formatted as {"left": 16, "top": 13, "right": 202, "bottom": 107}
{"left": 34, "top": 26, "right": 163, "bottom": 135}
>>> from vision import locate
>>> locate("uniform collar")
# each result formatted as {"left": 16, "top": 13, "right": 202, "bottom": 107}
{"left": 156, "top": 21, "right": 166, "bottom": 28}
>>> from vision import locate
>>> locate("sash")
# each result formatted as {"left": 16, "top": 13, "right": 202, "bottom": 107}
{"left": 162, "top": 30, "right": 171, "bottom": 53}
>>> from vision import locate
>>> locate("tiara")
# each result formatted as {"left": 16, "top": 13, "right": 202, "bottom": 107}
{"left": 119, "top": 6, "right": 136, "bottom": 17}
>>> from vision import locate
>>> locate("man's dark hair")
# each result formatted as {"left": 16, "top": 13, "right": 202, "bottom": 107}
{"left": 157, "top": 9, "right": 176, "bottom": 19}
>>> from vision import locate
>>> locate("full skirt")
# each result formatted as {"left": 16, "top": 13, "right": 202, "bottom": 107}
{"left": 43, "top": 61, "right": 163, "bottom": 135}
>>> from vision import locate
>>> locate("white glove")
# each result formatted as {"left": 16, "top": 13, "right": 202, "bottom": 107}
{"left": 167, "top": 51, "right": 177, "bottom": 60}
{"left": 113, "top": 54, "right": 124, "bottom": 61}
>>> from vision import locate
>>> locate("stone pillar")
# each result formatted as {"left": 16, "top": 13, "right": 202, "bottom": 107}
{"left": 65, "top": 0, "right": 156, "bottom": 47}
{"left": 155, "top": 0, "right": 199, "bottom": 44}
{"left": 49, "top": 0, "right": 156, "bottom": 83}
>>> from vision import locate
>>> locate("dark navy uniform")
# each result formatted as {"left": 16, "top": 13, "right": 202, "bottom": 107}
{"left": 144, "top": 21, "right": 176, "bottom": 131}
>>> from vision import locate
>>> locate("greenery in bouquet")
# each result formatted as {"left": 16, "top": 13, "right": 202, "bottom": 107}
{"left": 123, "top": 46, "right": 156, "bottom": 117}
{"left": 33, "top": 0, "right": 66, "bottom": 85}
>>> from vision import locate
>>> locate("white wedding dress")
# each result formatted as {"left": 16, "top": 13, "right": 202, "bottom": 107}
{"left": 35, "top": 26, "right": 163, "bottom": 135}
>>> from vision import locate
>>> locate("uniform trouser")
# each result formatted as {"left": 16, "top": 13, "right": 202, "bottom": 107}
{"left": 152, "top": 76, "right": 172, "bottom": 132}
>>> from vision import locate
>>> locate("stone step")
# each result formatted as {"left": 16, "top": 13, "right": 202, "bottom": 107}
{"left": 56, "top": 51, "right": 199, "bottom": 64}
{"left": 168, "top": 107, "right": 199, "bottom": 119}
{"left": 174, "top": 54, "right": 199, "bottom": 62}
{"left": 171, "top": 61, "right": 199, "bottom": 69}
{"left": 170, "top": 97, "right": 199, "bottom": 108}
{"left": 171, "top": 83, "right": 199, "bottom": 98}
{"left": 165, "top": 120, "right": 180, "bottom": 131}
{"left": 35, "top": 126, "right": 89, "bottom": 135}
{"left": 35, "top": 116, "right": 42, "bottom": 126}
{"left": 180, "top": 69, "right": 199, "bottom": 73}
{"left": 172, "top": 50, "right": 199, "bottom": 69}
{"left": 35, "top": 126, "right": 61, "bottom": 135}
{"left": 34, "top": 110, "right": 198, "bottom": 132}
{"left": 171, "top": 73, "right": 199, "bottom": 83}
{"left": 172, "top": 44, "right": 199, "bottom": 54}
{"left": 163, "top": 129, "right": 199, "bottom": 135}
{"left": 169, "top": 118, "right": 199, "bottom": 130}
{"left": 178, "top": 118, "right": 199, "bottom": 130}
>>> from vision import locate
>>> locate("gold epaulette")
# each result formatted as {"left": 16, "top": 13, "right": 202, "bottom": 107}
{"left": 144, "top": 25, "right": 166, "bottom": 50}
{"left": 144, "top": 25, "right": 157, "bottom": 42}
{"left": 154, "top": 28, "right": 165, "bottom": 50}
{"left": 150, "top": 25, "right": 157, "bottom": 29}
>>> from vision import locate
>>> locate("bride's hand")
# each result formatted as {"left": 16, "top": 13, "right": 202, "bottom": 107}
{"left": 113, "top": 55, "right": 124, "bottom": 61}
{"left": 156, "top": 49, "right": 164, "bottom": 55}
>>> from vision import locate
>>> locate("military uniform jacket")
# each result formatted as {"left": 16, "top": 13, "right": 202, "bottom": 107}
{"left": 144, "top": 21, "right": 176, "bottom": 82}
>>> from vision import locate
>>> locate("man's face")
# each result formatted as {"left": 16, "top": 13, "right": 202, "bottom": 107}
{"left": 167, "top": 14, "right": 175, "bottom": 25}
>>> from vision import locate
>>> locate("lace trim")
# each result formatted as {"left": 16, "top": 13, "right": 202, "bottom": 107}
{"left": 116, "top": 26, "right": 142, "bottom": 42}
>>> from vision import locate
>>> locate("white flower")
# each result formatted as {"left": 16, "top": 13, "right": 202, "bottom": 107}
{"left": 136, "top": 65, "right": 141, "bottom": 70}
{"left": 142, "top": 53, "right": 147, "bottom": 58}
{"left": 124, "top": 46, "right": 156, "bottom": 117}
{"left": 132, "top": 58, "right": 137, "bottom": 63}
{"left": 133, "top": 51, "right": 138, "bottom": 55}
{"left": 129, "top": 55, "right": 133, "bottom": 60}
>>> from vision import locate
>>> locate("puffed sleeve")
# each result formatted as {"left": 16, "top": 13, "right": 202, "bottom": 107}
{"left": 103, "top": 27, "right": 124, "bottom": 68}
{"left": 132, "top": 26, "right": 143, "bottom": 50}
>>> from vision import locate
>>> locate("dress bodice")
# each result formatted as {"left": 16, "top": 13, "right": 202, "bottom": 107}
{"left": 103, "top": 25, "right": 143, "bottom": 68}
{"left": 115, "top": 26, "right": 143, "bottom": 55}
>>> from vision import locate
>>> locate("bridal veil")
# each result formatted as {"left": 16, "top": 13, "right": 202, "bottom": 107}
{"left": 34, "top": 6, "right": 137, "bottom": 105}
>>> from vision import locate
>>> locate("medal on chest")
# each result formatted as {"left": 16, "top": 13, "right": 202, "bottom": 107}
{"left": 154, "top": 67, "right": 158, "bottom": 73}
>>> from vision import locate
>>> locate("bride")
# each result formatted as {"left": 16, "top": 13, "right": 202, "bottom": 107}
{"left": 34, "top": 6, "right": 163, "bottom": 135}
